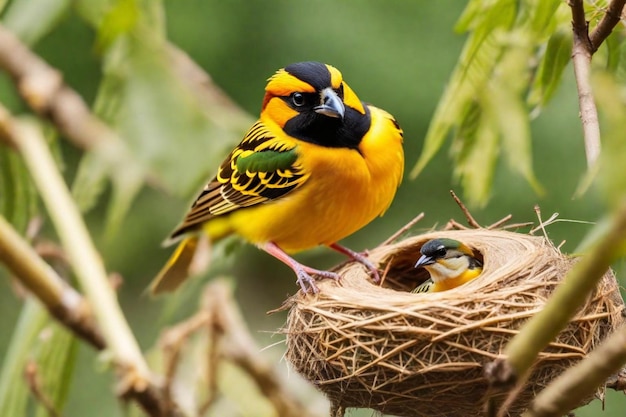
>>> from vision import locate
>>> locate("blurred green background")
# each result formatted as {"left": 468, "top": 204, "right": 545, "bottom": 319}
{"left": 0, "top": 0, "right": 624, "bottom": 416}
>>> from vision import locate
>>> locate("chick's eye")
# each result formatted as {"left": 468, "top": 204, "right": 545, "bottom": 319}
{"left": 436, "top": 247, "right": 447, "bottom": 257}
{"left": 291, "top": 92, "right": 305, "bottom": 107}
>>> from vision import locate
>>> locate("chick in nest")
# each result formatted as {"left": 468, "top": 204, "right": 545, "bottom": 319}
{"left": 412, "top": 238, "right": 483, "bottom": 293}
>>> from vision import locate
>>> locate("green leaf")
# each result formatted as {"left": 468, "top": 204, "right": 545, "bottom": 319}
{"left": 593, "top": 72, "right": 626, "bottom": 207}
{"left": 0, "top": 149, "right": 38, "bottom": 233}
{"left": 412, "top": 0, "right": 569, "bottom": 206}
{"left": 94, "top": 0, "right": 139, "bottom": 53}
{"left": 529, "top": 29, "right": 573, "bottom": 109}
{"left": 524, "top": 0, "right": 563, "bottom": 35}
{"left": 2, "top": 0, "right": 71, "bottom": 45}
{"left": 411, "top": 1, "right": 516, "bottom": 179}
{"left": 452, "top": 102, "right": 500, "bottom": 205}
{"left": 72, "top": 0, "right": 245, "bottom": 233}
{"left": 487, "top": 80, "right": 544, "bottom": 196}
{"left": 603, "top": 30, "right": 623, "bottom": 73}
{"left": 32, "top": 322, "right": 78, "bottom": 417}
{"left": 0, "top": 298, "right": 78, "bottom": 417}
{"left": 454, "top": 0, "right": 486, "bottom": 33}
{"left": 0, "top": 298, "right": 48, "bottom": 416}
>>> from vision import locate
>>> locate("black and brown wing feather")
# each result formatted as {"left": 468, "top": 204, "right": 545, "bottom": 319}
{"left": 168, "top": 121, "right": 309, "bottom": 240}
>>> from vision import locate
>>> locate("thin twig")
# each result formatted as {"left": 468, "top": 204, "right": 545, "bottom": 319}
{"left": 198, "top": 314, "right": 220, "bottom": 415}
{"left": 0, "top": 24, "right": 146, "bottom": 176}
{"left": 0, "top": 215, "right": 105, "bottom": 350}
{"left": 380, "top": 213, "right": 425, "bottom": 246}
{"left": 499, "top": 221, "right": 535, "bottom": 231}
{"left": 569, "top": 0, "right": 602, "bottom": 167}
{"left": 159, "top": 310, "right": 212, "bottom": 410}
{"left": 24, "top": 361, "right": 62, "bottom": 417}
{"left": 444, "top": 219, "right": 469, "bottom": 230}
{"left": 166, "top": 44, "right": 253, "bottom": 132}
{"left": 589, "top": 0, "right": 626, "bottom": 51}
{"left": 204, "top": 281, "right": 315, "bottom": 417}
{"left": 529, "top": 205, "right": 558, "bottom": 236}
{"left": 487, "top": 215, "right": 513, "bottom": 230}
{"left": 450, "top": 190, "right": 482, "bottom": 228}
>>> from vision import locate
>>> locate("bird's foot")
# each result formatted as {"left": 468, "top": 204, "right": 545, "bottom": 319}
{"left": 261, "top": 242, "right": 341, "bottom": 294}
{"left": 293, "top": 265, "right": 341, "bottom": 294}
{"left": 329, "top": 243, "right": 380, "bottom": 284}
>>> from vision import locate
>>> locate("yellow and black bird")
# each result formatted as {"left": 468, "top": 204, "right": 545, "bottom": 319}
{"left": 412, "top": 238, "right": 483, "bottom": 293}
{"left": 150, "top": 61, "right": 404, "bottom": 294}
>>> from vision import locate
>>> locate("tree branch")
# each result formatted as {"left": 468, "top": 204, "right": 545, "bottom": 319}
{"left": 0, "top": 23, "right": 149, "bottom": 182}
{"left": 204, "top": 282, "right": 315, "bottom": 417}
{"left": 485, "top": 199, "right": 626, "bottom": 405}
{"left": 0, "top": 215, "right": 105, "bottom": 350}
{"left": 569, "top": 0, "right": 602, "bottom": 167}
{"left": 0, "top": 107, "right": 172, "bottom": 416}
{"left": 523, "top": 324, "right": 626, "bottom": 417}
{"left": 589, "top": 0, "right": 626, "bottom": 51}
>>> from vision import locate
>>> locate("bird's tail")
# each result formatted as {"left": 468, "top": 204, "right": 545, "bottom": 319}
{"left": 149, "top": 235, "right": 211, "bottom": 295}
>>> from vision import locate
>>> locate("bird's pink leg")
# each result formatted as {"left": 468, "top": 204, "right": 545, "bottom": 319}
{"left": 261, "top": 242, "right": 340, "bottom": 294}
{"left": 329, "top": 243, "right": 380, "bottom": 283}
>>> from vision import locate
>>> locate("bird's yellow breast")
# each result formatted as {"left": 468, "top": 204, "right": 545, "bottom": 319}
{"left": 431, "top": 267, "right": 482, "bottom": 292}
{"left": 209, "top": 105, "right": 404, "bottom": 252}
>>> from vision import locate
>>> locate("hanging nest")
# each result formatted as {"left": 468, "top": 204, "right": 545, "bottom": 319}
{"left": 284, "top": 229, "right": 625, "bottom": 417}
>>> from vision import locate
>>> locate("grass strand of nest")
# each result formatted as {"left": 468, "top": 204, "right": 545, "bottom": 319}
{"left": 284, "top": 228, "right": 624, "bottom": 417}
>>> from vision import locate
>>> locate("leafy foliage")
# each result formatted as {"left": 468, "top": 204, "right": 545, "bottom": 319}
{"left": 0, "top": 150, "right": 38, "bottom": 233}
{"left": 70, "top": 0, "right": 247, "bottom": 231}
{"left": 0, "top": 299, "right": 77, "bottom": 417}
{"left": 412, "top": 0, "right": 570, "bottom": 205}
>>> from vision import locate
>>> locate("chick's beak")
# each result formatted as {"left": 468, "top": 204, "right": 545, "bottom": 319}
{"left": 315, "top": 87, "right": 345, "bottom": 119}
{"left": 415, "top": 254, "right": 435, "bottom": 269}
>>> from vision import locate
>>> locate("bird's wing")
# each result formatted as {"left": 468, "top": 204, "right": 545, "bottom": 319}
{"left": 169, "top": 121, "right": 309, "bottom": 239}
{"left": 411, "top": 279, "right": 433, "bottom": 294}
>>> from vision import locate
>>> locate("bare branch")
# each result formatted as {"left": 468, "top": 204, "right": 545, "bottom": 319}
{"left": 0, "top": 216, "right": 105, "bottom": 350}
{"left": 589, "top": 0, "right": 626, "bottom": 51}
{"left": 166, "top": 44, "right": 253, "bottom": 132}
{"left": 204, "top": 282, "right": 315, "bottom": 417}
{"left": 0, "top": 24, "right": 122, "bottom": 150}
{"left": 487, "top": 215, "right": 513, "bottom": 229}
{"left": 24, "top": 361, "right": 62, "bottom": 417}
{"left": 569, "top": 0, "right": 602, "bottom": 167}
{"left": 159, "top": 310, "right": 212, "bottom": 411}
{"left": 450, "top": 190, "right": 482, "bottom": 228}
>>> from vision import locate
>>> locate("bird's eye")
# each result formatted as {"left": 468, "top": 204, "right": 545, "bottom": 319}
{"left": 436, "top": 247, "right": 447, "bottom": 257}
{"left": 291, "top": 92, "right": 305, "bottom": 107}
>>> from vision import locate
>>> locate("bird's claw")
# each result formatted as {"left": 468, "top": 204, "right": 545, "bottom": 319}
{"left": 295, "top": 267, "right": 341, "bottom": 294}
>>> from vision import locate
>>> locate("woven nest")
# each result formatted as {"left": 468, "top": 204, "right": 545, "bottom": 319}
{"left": 284, "top": 229, "right": 625, "bottom": 417}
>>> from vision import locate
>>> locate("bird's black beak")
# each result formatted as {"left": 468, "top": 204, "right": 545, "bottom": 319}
{"left": 314, "top": 87, "right": 345, "bottom": 119}
{"left": 415, "top": 254, "right": 435, "bottom": 268}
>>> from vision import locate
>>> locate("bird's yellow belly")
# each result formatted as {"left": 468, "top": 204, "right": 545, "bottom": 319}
{"left": 224, "top": 149, "right": 396, "bottom": 252}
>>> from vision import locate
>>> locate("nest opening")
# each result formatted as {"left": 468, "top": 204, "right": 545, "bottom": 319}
{"left": 379, "top": 240, "right": 485, "bottom": 292}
